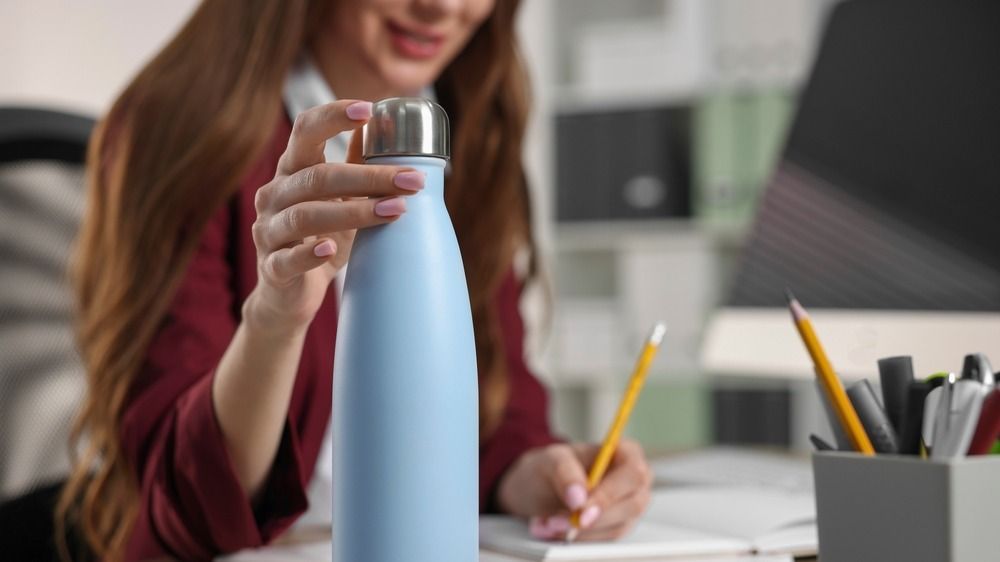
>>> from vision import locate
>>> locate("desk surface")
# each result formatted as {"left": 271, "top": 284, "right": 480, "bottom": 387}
{"left": 218, "top": 534, "right": 818, "bottom": 562}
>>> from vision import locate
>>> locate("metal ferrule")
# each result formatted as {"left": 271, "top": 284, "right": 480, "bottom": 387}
{"left": 362, "top": 97, "right": 450, "bottom": 161}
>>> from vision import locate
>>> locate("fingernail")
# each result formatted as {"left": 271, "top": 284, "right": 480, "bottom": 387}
{"left": 580, "top": 505, "right": 601, "bottom": 528}
{"left": 545, "top": 516, "right": 570, "bottom": 533}
{"left": 393, "top": 170, "right": 425, "bottom": 191}
{"left": 346, "top": 101, "right": 372, "bottom": 120}
{"left": 313, "top": 240, "right": 336, "bottom": 257}
{"left": 374, "top": 197, "right": 406, "bottom": 217}
{"left": 565, "top": 484, "right": 587, "bottom": 510}
{"left": 529, "top": 517, "right": 552, "bottom": 539}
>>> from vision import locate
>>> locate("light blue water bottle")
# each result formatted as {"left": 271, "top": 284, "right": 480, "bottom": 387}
{"left": 332, "top": 98, "right": 478, "bottom": 561}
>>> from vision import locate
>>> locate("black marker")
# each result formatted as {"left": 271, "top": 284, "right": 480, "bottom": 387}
{"left": 898, "top": 381, "right": 932, "bottom": 455}
{"left": 878, "top": 356, "right": 914, "bottom": 435}
{"left": 846, "top": 379, "right": 899, "bottom": 454}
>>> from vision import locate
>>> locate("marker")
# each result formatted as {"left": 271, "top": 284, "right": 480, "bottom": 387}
{"left": 878, "top": 356, "right": 914, "bottom": 434}
{"left": 847, "top": 379, "right": 899, "bottom": 453}
{"left": 897, "top": 381, "right": 931, "bottom": 455}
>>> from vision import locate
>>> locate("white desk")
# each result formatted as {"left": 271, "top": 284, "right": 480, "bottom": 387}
{"left": 220, "top": 541, "right": 799, "bottom": 562}
{"left": 218, "top": 540, "right": 526, "bottom": 562}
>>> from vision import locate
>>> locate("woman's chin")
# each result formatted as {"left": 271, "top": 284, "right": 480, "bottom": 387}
{"left": 376, "top": 61, "right": 444, "bottom": 96}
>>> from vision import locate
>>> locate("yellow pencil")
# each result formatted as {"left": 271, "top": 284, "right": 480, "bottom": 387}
{"left": 565, "top": 321, "right": 666, "bottom": 543}
{"left": 785, "top": 290, "right": 874, "bottom": 455}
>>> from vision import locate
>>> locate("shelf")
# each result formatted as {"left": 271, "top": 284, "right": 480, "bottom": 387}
{"left": 550, "top": 85, "right": 702, "bottom": 115}
{"left": 554, "top": 219, "right": 749, "bottom": 252}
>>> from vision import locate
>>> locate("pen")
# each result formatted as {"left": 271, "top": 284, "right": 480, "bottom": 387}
{"left": 923, "top": 373, "right": 954, "bottom": 454}
{"left": 930, "top": 374, "right": 988, "bottom": 459}
{"left": 968, "top": 387, "right": 1000, "bottom": 455}
{"left": 960, "top": 353, "right": 995, "bottom": 386}
{"left": 565, "top": 321, "right": 666, "bottom": 543}
{"left": 785, "top": 290, "right": 874, "bottom": 455}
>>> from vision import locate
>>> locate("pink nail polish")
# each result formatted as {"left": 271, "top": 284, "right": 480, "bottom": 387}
{"left": 393, "top": 171, "right": 425, "bottom": 191}
{"left": 545, "top": 516, "right": 570, "bottom": 533}
{"left": 346, "top": 101, "right": 373, "bottom": 120}
{"left": 580, "top": 505, "right": 601, "bottom": 528}
{"left": 529, "top": 517, "right": 551, "bottom": 539}
{"left": 314, "top": 240, "right": 336, "bottom": 257}
{"left": 565, "top": 484, "right": 587, "bottom": 510}
{"left": 374, "top": 197, "right": 406, "bottom": 217}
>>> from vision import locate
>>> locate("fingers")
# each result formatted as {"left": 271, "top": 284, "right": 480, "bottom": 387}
{"left": 277, "top": 100, "right": 373, "bottom": 176}
{"left": 256, "top": 163, "right": 425, "bottom": 213}
{"left": 544, "top": 444, "right": 592, "bottom": 513}
{"left": 568, "top": 440, "right": 652, "bottom": 541}
{"left": 585, "top": 440, "right": 652, "bottom": 512}
{"left": 261, "top": 238, "right": 339, "bottom": 286}
{"left": 255, "top": 197, "right": 406, "bottom": 252}
{"left": 575, "top": 487, "right": 650, "bottom": 541}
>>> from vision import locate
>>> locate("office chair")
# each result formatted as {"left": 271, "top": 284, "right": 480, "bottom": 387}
{"left": 0, "top": 106, "right": 94, "bottom": 559}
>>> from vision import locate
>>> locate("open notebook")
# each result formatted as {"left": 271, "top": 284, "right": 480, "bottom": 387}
{"left": 479, "top": 486, "right": 817, "bottom": 561}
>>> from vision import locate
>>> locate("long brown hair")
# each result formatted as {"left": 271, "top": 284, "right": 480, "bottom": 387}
{"left": 57, "top": 0, "right": 535, "bottom": 559}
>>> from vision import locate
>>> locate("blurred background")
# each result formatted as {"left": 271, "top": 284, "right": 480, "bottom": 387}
{"left": 3, "top": 0, "right": 999, "bottom": 512}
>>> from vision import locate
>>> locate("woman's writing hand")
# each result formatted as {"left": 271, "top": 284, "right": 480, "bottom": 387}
{"left": 496, "top": 440, "right": 653, "bottom": 541}
{"left": 246, "top": 100, "right": 426, "bottom": 334}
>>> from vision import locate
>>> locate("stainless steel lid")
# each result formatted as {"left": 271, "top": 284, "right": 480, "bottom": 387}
{"left": 362, "top": 97, "right": 450, "bottom": 161}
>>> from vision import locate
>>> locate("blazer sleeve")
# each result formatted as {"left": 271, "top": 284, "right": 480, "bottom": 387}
{"left": 479, "top": 271, "right": 560, "bottom": 511}
{"left": 120, "top": 201, "right": 309, "bottom": 561}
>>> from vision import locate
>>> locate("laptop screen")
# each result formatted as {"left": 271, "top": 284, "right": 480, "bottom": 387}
{"left": 728, "top": 0, "right": 1000, "bottom": 311}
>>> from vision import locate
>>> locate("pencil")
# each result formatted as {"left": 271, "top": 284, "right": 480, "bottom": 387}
{"left": 565, "top": 321, "right": 667, "bottom": 543}
{"left": 785, "top": 289, "right": 875, "bottom": 455}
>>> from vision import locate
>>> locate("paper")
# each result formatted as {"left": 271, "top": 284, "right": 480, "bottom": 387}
{"left": 479, "top": 486, "right": 817, "bottom": 561}
{"left": 646, "top": 486, "right": 816, "bottom": 548}
{"left": 479, "top": 516, "right": 750, "bottom": 561}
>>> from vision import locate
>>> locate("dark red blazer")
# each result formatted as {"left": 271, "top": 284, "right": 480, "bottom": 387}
{"left": 119, "top": 115, "right": 556, "bottom": 561}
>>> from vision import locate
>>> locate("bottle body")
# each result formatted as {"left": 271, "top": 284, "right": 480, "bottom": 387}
{"left": 332, "top": 156, "right": 478, "bottom": 561}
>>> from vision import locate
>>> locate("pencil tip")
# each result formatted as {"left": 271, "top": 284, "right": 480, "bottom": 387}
{"left": 785, "top": 288, "right": 808, "bottom": 321}
{"left": 784, "top": 287, "right": 796, "bottom": 305}
{"left": 565, "top": 527, "right": 578, "bottom": 544}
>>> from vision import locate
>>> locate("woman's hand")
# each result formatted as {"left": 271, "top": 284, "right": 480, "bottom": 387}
{"left": 245, "top": 99, "right": 427, "bottom": 334}
{"left": 495, "top": 440, "right": 653, "bottom": 541}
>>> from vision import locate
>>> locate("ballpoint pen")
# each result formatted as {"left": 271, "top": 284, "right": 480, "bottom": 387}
{"left": 930, "top": 373, "right": 988, "bottom": 459}
{"left": 960, "top": 353, "right": 995, "bottom": 386}
{"left": 967, "top": 387, "right": 1000, "bottom": 455}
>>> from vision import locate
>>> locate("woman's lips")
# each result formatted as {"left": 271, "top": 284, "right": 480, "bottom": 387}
{"left": 387, "top": 21, "right": 445, "bottom": 60}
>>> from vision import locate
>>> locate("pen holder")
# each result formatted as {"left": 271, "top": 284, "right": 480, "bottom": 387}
{"left": 812, "top": 452, "right": 1000, "bottom": 562}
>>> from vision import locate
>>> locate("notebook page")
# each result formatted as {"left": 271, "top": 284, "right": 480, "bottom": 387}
{"left": 479, "top": 515, "right": 751, "bottom": 561}
{"left": 645, "top": 486, "right": 817, "bottom": 555}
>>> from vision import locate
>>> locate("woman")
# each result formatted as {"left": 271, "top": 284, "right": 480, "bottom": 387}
{"left": 59, "top": 0, "right": 653, "bottom": 560}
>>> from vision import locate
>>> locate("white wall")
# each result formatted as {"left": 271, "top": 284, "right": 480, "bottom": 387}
{"left": 0, "top": 0, "right": 199, "bottom": 115}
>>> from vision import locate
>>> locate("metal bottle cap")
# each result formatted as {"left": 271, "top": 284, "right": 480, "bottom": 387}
{"left": 362, "top": 97, "right": 450, "bottom": 161}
